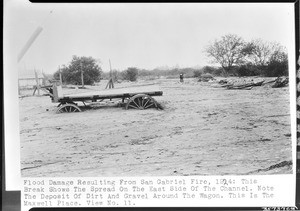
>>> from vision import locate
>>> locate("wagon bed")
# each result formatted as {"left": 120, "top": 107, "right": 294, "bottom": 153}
{"left": 60, "top": 84, "right": 162, "bottom": 101}
{"left": 52, "top": 84, "right": 163, "bottom": 113}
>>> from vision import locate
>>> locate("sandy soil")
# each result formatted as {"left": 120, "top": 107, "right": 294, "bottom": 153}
{"left": 19, "top": 78, "right": 293, "bottom": 177}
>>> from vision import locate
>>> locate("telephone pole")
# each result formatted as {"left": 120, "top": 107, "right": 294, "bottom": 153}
{"left": 59, "top": 66, "right": 62, "bottom": 85}
{"left": 105, "top": 59, "right": 114, "bottom": 89}
{"left": 81, "top": 62, "right": 84, "bottom": 88}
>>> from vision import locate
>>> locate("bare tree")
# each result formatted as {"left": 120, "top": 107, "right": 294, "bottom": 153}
{"left": 245, "top": 39, "right": 284, "bottom": 66}
{"left": 269, "top": 44, "right": 288, "bottom": 63}
{"left": 205, "top": 34, "right": 247, "bottom": 75}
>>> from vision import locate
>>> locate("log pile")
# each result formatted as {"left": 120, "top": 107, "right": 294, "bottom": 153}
{"left": 271, "top": 76, "right": 289, "bottom": 88}
{"left": 217, "top": 76, "right": 289, "bottom": 90}
{"left": 220, "top": 79, "right": 265, "bottom": 90}
{"left": 227, "top": 80, "right": 264, "bottom": 90}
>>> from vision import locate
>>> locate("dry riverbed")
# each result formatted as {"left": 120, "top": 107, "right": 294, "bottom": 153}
{"left": 19, "top": 78, "right": 293, "bottom": 177}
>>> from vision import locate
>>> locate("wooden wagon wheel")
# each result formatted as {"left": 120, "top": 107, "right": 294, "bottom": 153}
{"left": 125, "top": 94, "right": 158, "bottom": 110}
{"left": 56, "top": 103, "right": 82, "bottom": 113}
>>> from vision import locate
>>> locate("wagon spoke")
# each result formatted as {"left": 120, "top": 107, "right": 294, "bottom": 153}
{"left": 143, "top": 98, "right": 151, "bottom": 107}
{"left": 126, "top": 94, "right": 159, "bottom": 110}
{"left": 145, "top": 103, "right": 154, "bottom": 109}
{"left": 137, "top": 98, "right": 141, "bottom": 107}
{"left": 140, "top": 98, "right": 144, "bottom": 106}
{"left": 129, "top": 104, "right": 139, "bottom": 109}
{"left": 132, "top": 99, "right": 139, "bottom": 108}
{"left": 143, "top": 99, "right": 148, "bottom": 107}
{"left": 56, "top": 103, "right": 82, "bottom": 113}
{"left": 141, "top": 97, "right": 146, "bottom": 106}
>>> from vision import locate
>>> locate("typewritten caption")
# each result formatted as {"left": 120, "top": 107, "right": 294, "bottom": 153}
{"left": 22, "top": 176, "right": 294, "bottom": 209}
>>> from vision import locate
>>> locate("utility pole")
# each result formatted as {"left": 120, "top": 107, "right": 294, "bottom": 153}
{"left": 109, "top": 59, "right": 112, "bottom": 78}
{"left": 59, "top": 66, "right": 62, "bottom": 85}
{"left": 81, "top": 62, "right": 84, "bottom": 88}
{"left": 105, "top": 59, "right": 114, "bottom": 89}
{"left": 34, "top": 69, "right": 40, "bottom": 96}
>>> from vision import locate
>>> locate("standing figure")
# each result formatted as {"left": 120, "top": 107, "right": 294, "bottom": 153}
{"left": 180, "top": 73, "right": 184, "bottom": 83}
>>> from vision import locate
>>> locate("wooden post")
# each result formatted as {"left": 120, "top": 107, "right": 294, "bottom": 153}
{"left": 81, "top": 62, "right": 84, "bottom": 88}
{"left": 59, "top": 66, "right": 62, "bottom": 85}
{"left": 34, "top": 69, "right": 40, "bottom": 96}
{"left": 41, "top": 69, "right": 45, "bottom": 86}
{"left": 105, "top": 59, "right": 114, "bottom": 89}
{"left": 109, "top": 59, "right": 114, "bottom": 88}
{"left": 109, "top": 59, "right": 112, "bottom": 78}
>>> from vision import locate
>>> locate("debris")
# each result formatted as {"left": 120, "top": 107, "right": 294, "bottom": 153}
{"left": 258, "top": 138, "right": 272, "bottom": 142}
{"left": 226, "top": 79, "right": 264, "bottom": 90}
{"left": 252, "top": 80, "right": 265, "bottom": 86}
{"left": 262, "top": 79, "right": 277, "bottom": 85}
{"left": 245, "top": 160, "right": 292, "bottom": 174}
{"left": 218, "top": 79, "right": 228, "bottom": 84}
{"left": 227, "top": 86, "right": 253, "bottom": 90}
{"left": 198, "top": 73, "right": 215, "bottom": 82}
{"left": 272, "top": 76, "right": 289, "bottom": 88}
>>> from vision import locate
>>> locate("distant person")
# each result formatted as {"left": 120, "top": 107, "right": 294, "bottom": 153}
{"left": 180, "top": 74, "right": 184, "bottom": 82}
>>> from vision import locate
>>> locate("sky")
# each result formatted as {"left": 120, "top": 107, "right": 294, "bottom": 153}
{"left": 4, "top": 0, "right": 295, "bottom": 74}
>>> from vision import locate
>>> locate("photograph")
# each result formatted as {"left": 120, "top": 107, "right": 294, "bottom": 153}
{"left": 7, "top": 2, "right": 294, "bottom": 177}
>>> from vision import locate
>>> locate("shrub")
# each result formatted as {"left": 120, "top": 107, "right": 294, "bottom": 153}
{"left": 263, "top": 51, "right": 288, "bottom": 77}
{"left": 263, "top": 60, "right": 288, "bottom": 77}
{"left": 122, "top": 67, "right": 138, "bottom": 81}
{"left": 212, "top": 67, "right": 223, "bottom": 76}
{"left": 237, "top": 64, "right": 262, "bottom": 76}
{"left": 193, "top": 69, "right": 203, "bottom": 77}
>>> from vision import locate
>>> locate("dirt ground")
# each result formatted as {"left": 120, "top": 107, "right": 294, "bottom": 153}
{"left": 19, "top": 77, "right": 293, "bottom": 177}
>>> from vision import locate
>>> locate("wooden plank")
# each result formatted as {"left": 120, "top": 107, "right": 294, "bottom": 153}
{"left": 60, "top": 84, "right": 162, "bottom": 100}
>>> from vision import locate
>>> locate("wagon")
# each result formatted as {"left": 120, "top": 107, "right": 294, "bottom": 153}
{"left": 51, "top": 84, "right": 163, "bottom": 113}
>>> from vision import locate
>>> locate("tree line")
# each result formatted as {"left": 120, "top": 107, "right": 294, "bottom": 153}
{"left": 53, "top": 56, "right": 140, "bottom": 85}
{"left": 205, "top": 34, "right": 288, "bottom": 77}
{"left": 53, "top": 34, "right": 288, "bottom": 85}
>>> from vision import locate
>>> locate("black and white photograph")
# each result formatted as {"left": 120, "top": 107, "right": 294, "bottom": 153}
{"left": 5, "top": 1, "right": 295, "bottom": 179}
